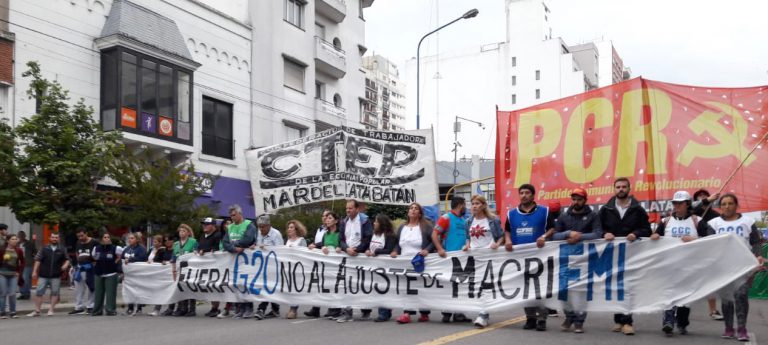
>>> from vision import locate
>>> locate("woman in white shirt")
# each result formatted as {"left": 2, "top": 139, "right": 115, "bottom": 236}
{"left": 465, "top": 195, "right": 503, "bottom": 329}
{"left": 284, "top": 220, "right": 308, "bottom": 319}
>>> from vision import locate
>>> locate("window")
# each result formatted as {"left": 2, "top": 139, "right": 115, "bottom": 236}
{"left": 315, "top": 81, "right": 325, "bottom": 99}
{"left": 202, "top": 96, "right": 233, "bottom": 159}
{"left": 100, "top": 48, "right": 193, "bottom": 143}
{"left": 315, "top": 22, "right": 325, "bottom": 39}
{"left": 535, "top": 70, "right": 540, "bottom": 80}
{"left": 333, "top": 93, "right": 342, "bottom": 108}
{"left": 511, "top": 94, "right": 516, "bottom": 104}
{"left": 284, "top": 0, "right": 304, "bottom": 28}
{"left": 511, "top": 56, "right": 516, "bottom": 67}
{"left": 535, "top": 89, "right": 541, "bottom": 99}
{"left": 284, "top": 58, "right": 305, "bottom": 92}
{"left": 511, "top": 75, "right": 517, "bottom": 86}
{"left": 285, "top": 124, "right": 306, "bottom": 141}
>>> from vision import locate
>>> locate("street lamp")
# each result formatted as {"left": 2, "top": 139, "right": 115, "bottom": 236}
{"left": 416, "top": 8, "right": 479, "bottom": 130}
{"left": 453, "top": 115, "right": 485, "bottom": 185}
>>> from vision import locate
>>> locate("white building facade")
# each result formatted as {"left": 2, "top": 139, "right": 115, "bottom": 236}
{"left": 361, "top": 55, "right": 406, "bottom": 131}
{"left": 404, "top": 0, "right": 628, "bottom": 161}
{"left": 0, "top": 0, "right": 374, "bottom": 226}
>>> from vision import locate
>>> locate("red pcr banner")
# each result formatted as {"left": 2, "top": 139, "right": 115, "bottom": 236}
{"left": 495, "top": 77, "right": 768, "bottom": 219}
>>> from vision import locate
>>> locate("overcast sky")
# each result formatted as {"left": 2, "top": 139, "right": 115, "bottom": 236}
{"left": 365, "top": 0, "right": 768, "bottom": 88}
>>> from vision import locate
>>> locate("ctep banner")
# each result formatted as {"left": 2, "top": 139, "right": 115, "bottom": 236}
{"left": 496, "top": 78, "right": 768, "bottom": 217}
{"left": 122, "top": 234, "right": 757, "bottom": 314}
{"left": 246, "top": 126, "right": 439, "bottom": 215}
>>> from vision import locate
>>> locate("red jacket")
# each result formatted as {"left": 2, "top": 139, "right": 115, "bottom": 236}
{"left": 0, "top": 246, "right": 25, "bottom": 286}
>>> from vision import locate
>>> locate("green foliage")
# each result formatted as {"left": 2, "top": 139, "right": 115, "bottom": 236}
{"left": 5, "top": 62, "right": 124, "bottom": 233}
{"left": 106, "top": 150, "right": 220, "bottom": 235}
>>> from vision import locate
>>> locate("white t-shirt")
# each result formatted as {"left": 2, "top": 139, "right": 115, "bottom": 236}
{"left": 345, "top": 215, "right": 362, "bottom": 248}
{"left": 399, "top": 225, "right": 422, "bottom": 256}
{"left": 616, "top": 200, "right": 629, "bottom": 219}
{"left": 469, "top": 218, "right": 494, "bottom": 249}
{"left": 708, "top": 215, "right": 756, "bottom": 244}
{"left": 662, "top": 216, "right": 699, "bottom": 239}
{"left": 285, "top": 237, "right": 307, "bottom": 248}
{"left": 369, "top": 233, "right": 385, "bottom": 253}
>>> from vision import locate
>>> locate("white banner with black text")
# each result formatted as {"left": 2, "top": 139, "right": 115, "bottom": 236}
{"left": 123, "top": 234, "right": 758, "bottom": 314}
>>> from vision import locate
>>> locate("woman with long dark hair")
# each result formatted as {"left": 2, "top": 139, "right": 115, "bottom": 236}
{"left": 0, "top": 234, "right": 24, "bottom": 318}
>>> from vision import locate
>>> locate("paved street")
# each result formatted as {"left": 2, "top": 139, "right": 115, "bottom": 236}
{"left": 1, "top": 296, "right": 765, "bottom": 345}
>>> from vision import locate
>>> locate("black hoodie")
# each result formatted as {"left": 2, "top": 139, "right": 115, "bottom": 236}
{"left": 598, "top": 196, "right": 651, "bottom": 238}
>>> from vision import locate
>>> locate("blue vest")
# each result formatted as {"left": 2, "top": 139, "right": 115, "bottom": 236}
{"left": 443, "top": 212, "right": 467, "bottom": 251}
{"left": 507, "top": 205, "right": 549, "bottom": 244}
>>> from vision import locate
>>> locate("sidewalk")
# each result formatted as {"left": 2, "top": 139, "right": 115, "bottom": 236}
{"left": 15, "top": 283, "right": 125, "bottom": 314}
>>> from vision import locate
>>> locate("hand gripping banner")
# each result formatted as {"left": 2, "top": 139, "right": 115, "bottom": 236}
{"left": 495, "top": 78, "right": 768, "bottom": 219}
{"left": 123, "top": 234, "right": 758, "bottom": 314}
{"left": 245, "top": 126, "right": 439, "bottom": 215}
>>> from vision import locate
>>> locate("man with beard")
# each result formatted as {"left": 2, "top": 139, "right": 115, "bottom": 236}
{"left": 432, "top": 196, "right": 470, "bottom": 323}
{"left": 598, "top": 177, "right": 651, "bottom": 335}
{"left": 504, "top": 184, "right": 554, "bottom": 331}
{"left": 552, "top": 188, "right": 602, "bottom": 333}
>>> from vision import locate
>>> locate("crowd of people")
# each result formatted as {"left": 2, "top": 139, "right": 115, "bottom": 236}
{"left": 0, "top": 178, "right": 765, "bottom": 342}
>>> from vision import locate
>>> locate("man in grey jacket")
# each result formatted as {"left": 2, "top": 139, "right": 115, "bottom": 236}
{"left": 552, "top": 188, "right": 602, "bottom": 334}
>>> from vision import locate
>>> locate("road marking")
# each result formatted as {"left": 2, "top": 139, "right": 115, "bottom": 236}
{"left": 746, "top": 332, "right": 756, "bottom": 345}
{"left": 291, "top": 317, "right": 323, "bottom": 324}
{"left": 417, "top": 315, "right": 527, "bottom": 345}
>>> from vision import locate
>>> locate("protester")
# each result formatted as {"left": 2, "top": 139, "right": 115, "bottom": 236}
{"left": 390, "top": 202, "right": 435, "bottom": 324}
{"left": 27, "top": 233, "right": 69, "bottom": 317}
{"left": 92, "top": 233, "right": 120, "bottom": 316}
{"left": 0, "top": 224, "right": 7, "bottom": 248}
{"left": 172, "top": 224, "right": 198, "bottom": 317}
{"left": 148, "top": 234, "right": 173, "bottom": 316}
{"left": 0, "top": 234, "right": 24, "bottom": 319}
{"left": 433, "top": 196, "right": 470, "bottom": 323}
{"left": 598, "top": 177, "right": 651, "bottom": 335}
{"left": 254, "top": 214, "right": 284, "bottom": 320}
{"left": 337, "top": 200, "right": 373, "bottom": 323}
{"left": 197, "top": 217, "right": 224, "bottom": 317}
{"left": 692, "top": 188, "right": 724, "bottom": 320}
{"left": 553, "top": 188, "right": 602, "bottom": 333}
{"left": 465, "top": 195, "right": 504, "bottom": 329}
{"left": 68, "top": 227, "right": 98, "bottom": 315}
{"left": 504, "top": 184, "right": 553, "bottom": 331}
{"left": 365, "top": 214, "right": 396, "bottom": 322}
{"left": 222, "top": 204, "right": 257, "bottom": 319}
{"left": 122, "top": 232, "right": 147, "bottom": 316}
{"left": 17, "top": 231, "right": 35, "bottom": 300}
{"left": 160, "top": 235, "right": 178, "bottom": 316}
{"left": 284, "top": 219, "right": 308, "bottom": 319}
{"left": 304, "top": 210, "right": 331, "bottom": 318}
{"left": 309, "top": 212, "right": 343, "bottom": 319}
{"left": 650, "top": 190, "right": 700, "bottom": 336}
{"left": 705, "top": 193, "right": 764, "bottom": 341}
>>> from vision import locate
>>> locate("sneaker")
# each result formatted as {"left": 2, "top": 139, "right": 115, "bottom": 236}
{"left": 254, "top": 309, "right": 265, "bottom": 320}
{"left": 46, "top": 310, "right": 54, "bottom": 316}
{"left": 149, "top": 310, "right": 159, "bottom": 317}
{"left": 678, "top": 327, "right": 688, "bottom": 335}
{"left": 161, "top": 309, "right": 174, "bottom": 316}
{"left": 536, "top": 320, "right": 547, "bottom": 331}
{"left": 91, "top": 311, "right": 103, "bottom": 316}
{"left": 125, "top": 308, "right": 135, "bottom": 316}
{"left": 622, "top": 324, "right": 635, "bottom": 335}
{"left": 323, "top": 310, "right": 341, "bottom": 320}
{"left": 418, "top": 314, "right": 429, "bottom": 322}
{"left": 242, "top": 308, "right": 254, "bottom": 319}
{"left": 106, "top": 311, "right": 117, "bottom": 316}
{"left": 135, "top": 309, "right": 143, "bottom": 316}
{"left": 523, "top": 318, "right": 537, "bottom": 330}
{"left": 172, "top": 309, "right": 186, "bottom": 317}
{"left": 86, "top": 308, "right": 93, "bottom": 315}
{"left": 217, "top": 310, "right": 230, "bottom": 319}
{"left": 441, "top": 314, "right": 452, "bottom": 323}
{"left": 561, "top": 320, "right": 573, "bottom": 332}
{"left": 397, "top": 313, "right": 412, "bottom": 324}
{"left": 358, "top": 312, "right": 372, "bottom": 322}
{"left": 453, "top": 313, "right": 469, "bottom": 323}
{"left": 722, "top": 327, "right": 735, "bottom": 339}
{"left": 264, "top": 310, "right": 279, "bottom": 319}
{"left": 304, "top": 308, "right": 320, "bottom": 318}
{"left": 663, "top": 323, "right": 674, "bottom": 337}
{"left": 9, "top": 312, "right": 18, "bottom": 319}
{"left": 68, "top": 309, "right": 86, "bottom": 315}
{"left": 205, "top": 309, "right": 219, "bottom": 317}
{"left": 336, "top": 312, "right": 353, "bottom": 323}
{"left": 736, "top": 327, "right": 749, "bottom": 342}
{"left": 548, "top": 308, "right": 559, "bottom": 317}
{"left": 473, "top": 316, "right": 488, "bottom": 329}
{"left": 710, "top": 310, "right": 724, "bottom": 320}
{"left": 611, "top": 323, "right": 623, "bottom": 332}
{"left": 573, "top": 323, "right": 584, "bottom": 333}
{"left": 0, "top": 312, "right": 7, "bottom": 319}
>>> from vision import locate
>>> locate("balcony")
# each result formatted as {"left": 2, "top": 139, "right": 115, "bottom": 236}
{"left": 316, "top": 0, "right": 346, "bottom": 23}
{"left": 315, "top": 98, "right": 346, "bottom": 126}
{"left": 362, "top": 111, "right": 379, "bottom": 127}
{"left": 315, "top": 36, "right": 346, "bottom": 79}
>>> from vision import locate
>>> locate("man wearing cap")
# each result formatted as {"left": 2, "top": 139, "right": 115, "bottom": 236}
{"left": 253, "top": 214, "right": 283, "bottom": 320}
{"left": 504, "top": 184, "right": 554, "bottom": 331}
{"left": 198, "top": 217, "right": 223, "bottom": 317}
{"left": 598, "top": 177, "right": 651, "bottom": 335}
{"left": 222, "top": 204, "right": 257, "bottom": 319}
{"left": 552, "top": 188, "right": 603, "bottom": 333}
{"left": 651, "top": 190, "right": 701, "bottom": 336}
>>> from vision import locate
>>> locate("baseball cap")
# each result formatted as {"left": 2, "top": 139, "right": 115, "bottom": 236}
{"left": 411, "top": 254, "right": 425, "bottom": 273}
{"left": 672, "top": 190, "right": 692, "bottom": 202}
{"left": 201, "top": 217, "right": 215, "bottom": 225}
{"left": 547, "top": 201, "right": 561, "bottom": 213}
{"left": 571, "top": 188, "right": 588, "bottom": 198}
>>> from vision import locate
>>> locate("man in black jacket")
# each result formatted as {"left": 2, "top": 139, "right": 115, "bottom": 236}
{"left": 28, "top": 233, "right": 70, "bottom": 317}
{"left": 598, "top": 177, "right": 650, "bottom": 335}
{"left": 198, "top": 217, "right": 223, "bottom": 317}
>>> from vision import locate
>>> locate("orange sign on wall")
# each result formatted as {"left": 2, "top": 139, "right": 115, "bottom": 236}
{"left": 159, "top": 116, "right": 173, "bottom": 137}
{"left": 121, "top": 107, "right": 137, "bottom": 128}
{"left": 496, "top": 78, "right": 768, "bottom": 219}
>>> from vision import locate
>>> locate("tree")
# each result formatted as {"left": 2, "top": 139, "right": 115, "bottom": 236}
{"left": 5, "top": 62, "right": 123, "bottom": 233}
{"left": 0, "top": 118, "right": 18, "bottom": 206}
{"left": 107, "top": 150, "right": 219, "bottom": 235}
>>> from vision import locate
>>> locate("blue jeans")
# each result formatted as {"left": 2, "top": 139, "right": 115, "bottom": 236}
{"left": 0, "top": 275, "right": 18, "bottom": 313}
{"left": 20, "top": 266, "right": 32, "bottom": 297}
{"left": 663, "top": 306, "right": 690, "bottom": 329}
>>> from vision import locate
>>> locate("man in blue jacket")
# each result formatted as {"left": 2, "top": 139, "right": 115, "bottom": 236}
{"left": 552, "top": 188, "right": 602, "bottom": 333}
{"left": 336, "top": 199, "right": 373, "bottom": 323}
